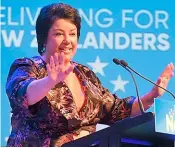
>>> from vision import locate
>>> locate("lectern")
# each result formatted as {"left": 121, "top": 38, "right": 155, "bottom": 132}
{"left": 62, "top": 111, "right": 175, "bottom": 147}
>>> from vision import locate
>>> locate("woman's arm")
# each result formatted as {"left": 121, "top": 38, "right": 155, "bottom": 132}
{"left": 27, "top": 52, "right": 74, "bottom": 105}
{"left": 131, "top": 92, "right": 154, "bottom": 117}
{"left": 26, "top": 76, "right": 55, "bottom": 105}
{"left": 131, "top": 63, "right": 174, "bottom": 117}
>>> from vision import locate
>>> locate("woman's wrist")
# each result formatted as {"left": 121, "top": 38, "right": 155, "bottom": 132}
{"left": 145, "top": 91, "right": 155, "bottom": 106}
{"left": 45, "top": 76, "right": 57, "bottom": 89}
{"left": 140, "top": 91, "right": 155, "bottom": 110}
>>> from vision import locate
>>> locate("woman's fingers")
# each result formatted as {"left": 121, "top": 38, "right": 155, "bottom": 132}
{"left": 52, "top": 52, "right": 64, "bottom": 71}
{"left": 160, "top": 63, "right": 174, "bottom": 79}
{"left": 46, "top": 63, "right": 51, "bottom": 72}
{"left": 53, "top": 52, "right": 64, "bottom": 71}
{"left": 54, "top": 52, "right": 59, "bottom": 63}
{"left": 153, "top": 63, "right": 174, "bottom": 98}
{"left": 170, "top": 62, "right": 174, "bottom": 70}
{"left": 59, "top": 52, "right": 64, "bottom": 66}
{"left": 54, "top": 53, "right": 60, "bottom": 71}
{"left": 170, "top": 63, "right": 174, "bottom": 77}
{"left": 49, "top": 56, "right": 55, "bottom": 70}
{"left": 156, "top": 77, "right": 161, "bottom": 85}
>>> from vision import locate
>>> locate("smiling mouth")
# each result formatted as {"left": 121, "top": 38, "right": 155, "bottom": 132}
{"left": 59, "top": 48, "right": 72, "bottom": 54}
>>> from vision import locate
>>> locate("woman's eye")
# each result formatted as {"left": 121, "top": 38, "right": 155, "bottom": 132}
{"left": 70, "top": 33, "right": 76, "bottom": 36}
{"left": 56, "top": 32, "right": 63, "bottom": 36}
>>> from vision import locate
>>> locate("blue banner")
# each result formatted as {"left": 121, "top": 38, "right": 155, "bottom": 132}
{"left": 155, "top": 99, "right": 175, "bottom": 135}
{"left": 1, "top": 0, "right": 175, "bottom": 146}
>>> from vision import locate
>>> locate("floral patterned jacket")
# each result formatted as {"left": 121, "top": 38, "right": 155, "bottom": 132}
{"left": 6, "top": 56, "right": 135, "bottom": 147}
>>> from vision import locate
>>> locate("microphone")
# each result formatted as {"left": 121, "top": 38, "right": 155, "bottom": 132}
{"left": 113, "top": 58, "right": 145, "bottom": 114}
{"left": 119, "top": 59, "right": 175, "bottom": 99}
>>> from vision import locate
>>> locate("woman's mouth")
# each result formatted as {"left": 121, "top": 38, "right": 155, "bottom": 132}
{"left": 59, "top": 48, "right": 72, "bottom": 54}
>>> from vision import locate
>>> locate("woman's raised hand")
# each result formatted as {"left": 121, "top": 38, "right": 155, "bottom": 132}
{"left": 151, "top": 63, "right": 174, "bottom": 98}
{"left": 46, "top": 52, "right": 74, "bottom": 85}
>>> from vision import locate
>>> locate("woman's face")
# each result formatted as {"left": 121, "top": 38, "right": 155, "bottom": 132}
{"left": 44, "top": 19, "right": 78, "bottom": 64}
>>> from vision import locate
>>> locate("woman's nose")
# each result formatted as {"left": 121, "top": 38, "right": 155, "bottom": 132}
{"left": 62, "top": 35, "right": 70, "bottom": 44}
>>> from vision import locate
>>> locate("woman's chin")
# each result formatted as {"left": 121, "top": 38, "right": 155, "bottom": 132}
{"left": 64, "top": 55, "right": 73, "bottom": 62}
{"left": 64, "top": 58, "right": 72, "bottom": 65}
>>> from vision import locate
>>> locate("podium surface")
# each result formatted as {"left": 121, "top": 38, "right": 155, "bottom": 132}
{"left": 62, "top": 112, "right": 175, "bottom": 147}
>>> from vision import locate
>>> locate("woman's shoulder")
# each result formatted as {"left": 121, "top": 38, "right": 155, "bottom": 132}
{"left": 8, "top": 56, "right": 46, "bottom": 77}
{"left": 12, "top": 57, "right": 34, "bottom": 65}
{"left": 73, "top": 62, "right": 96, "bottom": 78}
{"left": 73, "top": 61, "right": 100, "bottom": 83}
{"left": 8, "top": 57, "right": 35, "bottom": 74}
{"left": 11, "top": 56, "right": 45, "bottom": 68}
{"left": 73, "top": 62, "right": 92, "bottom": 72}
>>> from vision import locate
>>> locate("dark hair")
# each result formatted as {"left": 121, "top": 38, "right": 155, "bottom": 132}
{"left": 36, "top": 3, "right": 81, "bottom": 55}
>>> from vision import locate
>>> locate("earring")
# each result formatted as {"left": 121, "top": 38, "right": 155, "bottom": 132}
{"left": 42, "top": 45, "right": 46, "bottom": 53}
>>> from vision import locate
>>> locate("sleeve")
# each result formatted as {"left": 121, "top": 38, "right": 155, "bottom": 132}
{"left": 6, "top": 58, "right": 38, "bottom": 117}
{"left": 84, "top": 67, "right": 136, "bottom": 125}
{"left": 99, "top": 94, "right": 136, "bottom": 125}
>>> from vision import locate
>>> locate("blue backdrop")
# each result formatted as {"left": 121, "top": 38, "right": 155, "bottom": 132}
{"left": 1, "top": 0, "right": 175, "bottom": 146}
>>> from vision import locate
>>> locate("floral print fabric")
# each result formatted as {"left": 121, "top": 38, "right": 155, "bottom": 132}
{"left": 6, "top": 56, "right": 135, "bottom": 146}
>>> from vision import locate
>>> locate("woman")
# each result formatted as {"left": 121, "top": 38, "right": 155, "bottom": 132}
{"left": 6, "top": 3, "right": 174, "bottom": 147}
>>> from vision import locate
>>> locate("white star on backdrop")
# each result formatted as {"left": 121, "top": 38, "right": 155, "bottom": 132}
{"left": 87, "top": 56, "right": 108, "bottom": 76}
{"left": 110, "top": 75, "right": 129, "bottom": 93}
